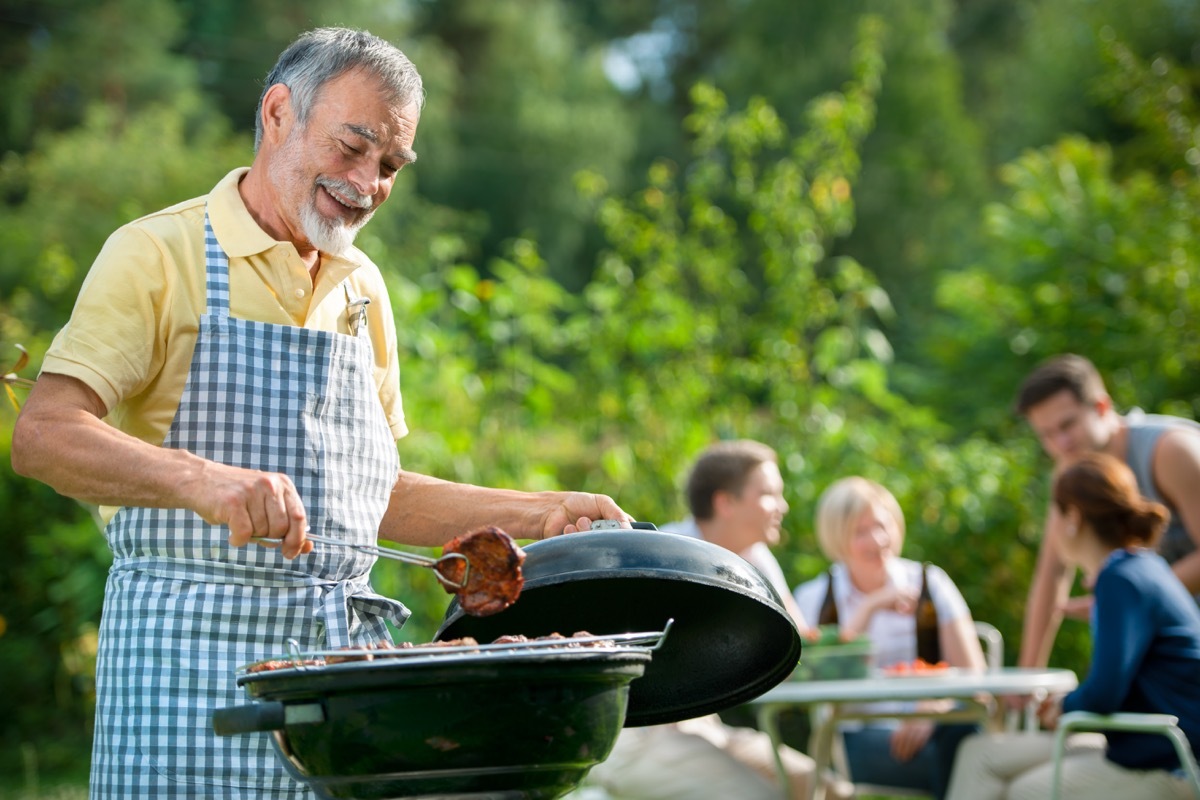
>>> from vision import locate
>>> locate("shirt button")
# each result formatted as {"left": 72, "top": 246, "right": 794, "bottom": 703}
{"left": 294, "top": 288, "right": 306, "bottom": 298}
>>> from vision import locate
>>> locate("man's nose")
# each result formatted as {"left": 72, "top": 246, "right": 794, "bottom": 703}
{"left": 1051, "top": 431, "right": 1076, "bottom": 454}
{"left": 347, "top": 163, "right": 380, "bottom": 199}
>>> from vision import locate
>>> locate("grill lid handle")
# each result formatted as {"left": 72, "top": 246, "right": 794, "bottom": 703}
{"left": 589, "top": 520, "right": 658, "bottom": 531}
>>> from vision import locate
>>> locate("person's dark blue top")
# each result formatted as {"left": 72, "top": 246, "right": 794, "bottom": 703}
{"left": 1061, "top": 548, "right": 1200, "bottom": 770}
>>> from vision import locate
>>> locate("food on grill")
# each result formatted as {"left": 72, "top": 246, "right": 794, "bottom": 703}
{"left": 245, "top": 658, "right": 323, "bottom": 673}
{"left": 243, "top": 631, "right": 620, "bottom": 673}
{"left": 410, "top": 637, "right": 481, "bottom": 648}
{"left": 440, "top": 525, "right": 526, "bottom": 617}
{"left": 246, "top": 638, "right": 483, "bottom": 672}
{"left": 493, "top": 631, "right": 617, "bottom": 648}
{"left": 323, "top": 637, "right": 482, "bottom": 664}
{"left": 492, "top": 634, "right": 528, "bottom": 645}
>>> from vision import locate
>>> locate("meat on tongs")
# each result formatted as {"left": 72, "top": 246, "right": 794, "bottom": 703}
{"left": 440, "top": 525, "right": 526, "bottom": 617}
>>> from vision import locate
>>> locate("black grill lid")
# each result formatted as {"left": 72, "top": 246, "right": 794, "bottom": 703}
{"left": 435, "top": 528, "right": 802, "bottom": 726}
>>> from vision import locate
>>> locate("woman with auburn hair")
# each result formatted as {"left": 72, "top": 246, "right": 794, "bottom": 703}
{"left": 946, "top": 453, "right": 1200, "bottom": 800}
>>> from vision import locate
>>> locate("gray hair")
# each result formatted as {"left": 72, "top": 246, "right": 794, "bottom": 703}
{"left": 254, "top": 27, "right": 425, "bottom": 151}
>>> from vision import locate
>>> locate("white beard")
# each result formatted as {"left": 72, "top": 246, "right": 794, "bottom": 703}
{"left": 300, "top": 178, "right": 375, "bottom": 256}
{"left": 269, "top": 126, "right": 376, "bottom": 256}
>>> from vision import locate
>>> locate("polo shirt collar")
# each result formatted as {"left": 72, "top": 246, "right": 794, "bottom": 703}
{"left": 206, "top": 167, "right": 368, "bottom": 278}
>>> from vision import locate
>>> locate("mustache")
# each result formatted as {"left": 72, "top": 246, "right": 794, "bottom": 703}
{"left": 317, "top": 177, "right": 374, "bottom": 211}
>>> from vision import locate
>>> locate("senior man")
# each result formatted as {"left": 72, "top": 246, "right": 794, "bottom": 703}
{"left": 12, "top": 28, "right": 629, "bottom": 798}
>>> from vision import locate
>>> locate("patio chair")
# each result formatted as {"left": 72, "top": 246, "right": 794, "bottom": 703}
{"left": 1050, "top": 711, "right": 1200, "bottom": 800}
{"left": 973, "top": 621, "right": 1003, "bottom": 671}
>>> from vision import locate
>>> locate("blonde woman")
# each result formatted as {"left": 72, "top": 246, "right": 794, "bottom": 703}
{"left": 794, "top": 477, "right": 986, "bottom": 799}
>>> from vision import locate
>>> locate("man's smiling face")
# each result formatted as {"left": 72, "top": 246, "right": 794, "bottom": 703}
{"left": 267, "top": 68, "right": 420, "bottom": 255}
{"left": 1025, "top": 389, "right": 1112, "bottom": 464}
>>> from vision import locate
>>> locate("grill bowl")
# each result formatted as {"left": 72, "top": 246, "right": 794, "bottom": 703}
{"left": 215, "top": 643, "right": 650, "bottom": 799}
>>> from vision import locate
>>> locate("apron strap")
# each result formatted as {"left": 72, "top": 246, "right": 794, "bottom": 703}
{"left": 203, "top": 212, "right": 231, "bottom": 318}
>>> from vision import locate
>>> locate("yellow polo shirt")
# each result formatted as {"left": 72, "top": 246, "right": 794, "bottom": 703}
{"left": 43, "top": 166, "right": 408, "bottom": 461}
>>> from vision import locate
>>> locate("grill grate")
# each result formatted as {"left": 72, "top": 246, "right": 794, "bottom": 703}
{"left": 237, "top": 620, "right": 672, "bottom": 675}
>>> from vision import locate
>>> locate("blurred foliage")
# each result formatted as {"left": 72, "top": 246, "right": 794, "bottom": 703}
{"left": 617, "top": 0, "right": 993, "bottom": 359}
{"left": 922, "top": 32, "right": 1200, "bottom": 430}
{"left": 408, "top": 0, "right": 641, "bottom": 285}
{"left": 2, "top": 0, "right": 1200, "bottom": 787}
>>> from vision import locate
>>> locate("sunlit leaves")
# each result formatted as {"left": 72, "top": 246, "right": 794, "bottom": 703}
{"left": 2, "top": 344, "right": 33, "bottom": 412}
{"left": 937, "top": 126, "right": 1200, "bottom": 412}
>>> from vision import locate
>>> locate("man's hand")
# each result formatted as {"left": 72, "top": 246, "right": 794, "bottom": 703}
{"left": 543, "top": 491, "right": 634, "bottom": 538}
{"left": 13, "top": 372, "right": 312, "bottom": 560}
{"left": 197, "top": 465, "right": 311, "bottom": 559}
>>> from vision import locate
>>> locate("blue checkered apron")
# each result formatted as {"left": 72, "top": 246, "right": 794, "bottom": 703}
{"left": 89, "top": 213, "right": 406, "bottom": 798}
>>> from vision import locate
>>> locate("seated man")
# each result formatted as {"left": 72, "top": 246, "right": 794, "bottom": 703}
{"left": 662, "top": 438, "right": 812, "bottom": 634}
{"left": 576, "top": 439, "right": 845, "bottom": 800}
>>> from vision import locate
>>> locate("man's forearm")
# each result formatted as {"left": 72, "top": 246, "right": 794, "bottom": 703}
{"left": 1170, "top": 549, "right": 1200, "bottom": 595}
{"left": 378, "top": 470, "right": 550, "bottom": 547}
{"left": 1018, "top": 584, "right": 1065, "bottom": 667}
{"left": 1018, "top": 540, "right": 1072, "bottom": 667}
{"left": 13, "top": 373, "right": 209, "bottom": 511}
{"left": 377, "top": 469, "right": 630, "bottom": 548}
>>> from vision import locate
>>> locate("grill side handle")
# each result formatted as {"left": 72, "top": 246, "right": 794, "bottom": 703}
{"left": 213, "top": 701, "right": 324, "bottom": 736}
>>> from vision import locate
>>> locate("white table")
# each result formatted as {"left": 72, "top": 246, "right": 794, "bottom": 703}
{"left": 749, "top": 668, "right": 1079, "bottom": 800}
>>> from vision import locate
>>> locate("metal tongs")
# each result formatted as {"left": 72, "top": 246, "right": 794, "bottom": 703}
{"left": 252, "top": 533, "right": 470, "bottom": 590}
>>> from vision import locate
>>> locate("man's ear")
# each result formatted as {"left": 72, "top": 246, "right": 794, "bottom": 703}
{"left": 711, "top": 489, "right": 733, "bottom": 517}
{"left": 259, "top": 83, "right": 294, "bottom": 146}
{"left": 1094, "top": 392, "right": 1114, "bottom": 417}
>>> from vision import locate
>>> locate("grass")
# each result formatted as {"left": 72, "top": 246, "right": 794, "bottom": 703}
{"left": 0, "top": 740, "right": 89, "bottom": 800}
{"left": 0, "top": 788, "right": 86, "bottom": 800}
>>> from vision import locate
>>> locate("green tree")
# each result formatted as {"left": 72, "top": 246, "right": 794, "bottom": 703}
{"left": 0, "top": 0, "right": 196, "bottom": 154}
{"left": 349, "top": 15, "right": 894, "bottom": 641}
{"left": 928, "top": 35, "right": 1200, "bottom": 430}
{"left": 403, "top": 0, "right": 640, "bottom": 286}
{"left": 574, "top": 0, "right": 991, "bottom": 360}
{"left": 956, "top": 0, "right": 1200, "bottom": 166}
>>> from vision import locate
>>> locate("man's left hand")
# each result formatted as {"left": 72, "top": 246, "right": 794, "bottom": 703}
{"left": 544, "top": 492, "right": 633, "bottom": 538}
